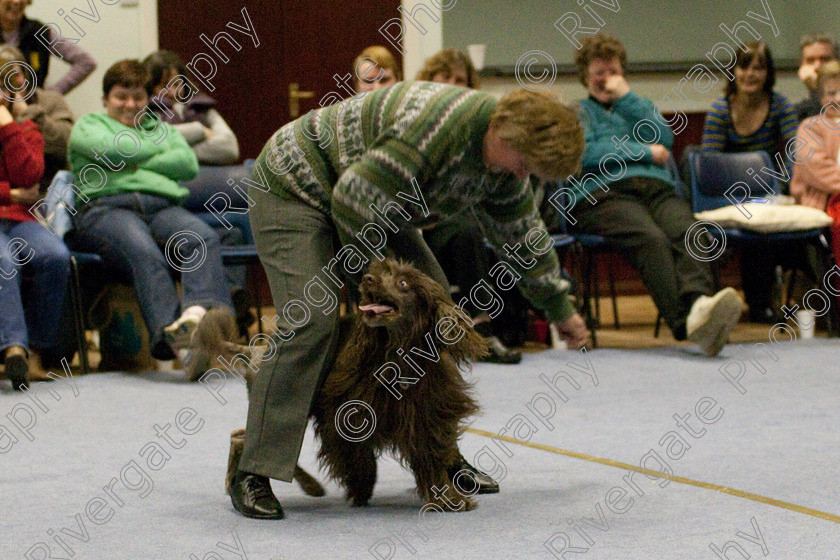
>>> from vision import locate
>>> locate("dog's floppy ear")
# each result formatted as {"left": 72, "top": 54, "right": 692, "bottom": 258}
{"left": 434, "top": 299, "right": 489, "bottom": 366}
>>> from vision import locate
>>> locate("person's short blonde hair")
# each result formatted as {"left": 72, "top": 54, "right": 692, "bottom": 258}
{"left": 415, "top": 48, "right": 480, "bottom": 89}
{"left": 817, "top": 59, "right": 840, "bottom": 91}
{"left": 353, "top": 45, "right": 401, "bottom": 88}
{"left": 489, "top": 89, "right": 584, "bottom": 180}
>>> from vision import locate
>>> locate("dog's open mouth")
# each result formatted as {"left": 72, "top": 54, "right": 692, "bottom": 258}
{"left": 358, "top": 302, "right": 397, "bottom": 319}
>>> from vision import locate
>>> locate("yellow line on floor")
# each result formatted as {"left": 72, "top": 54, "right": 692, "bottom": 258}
{"left": 466, "top": 427, "right": 840, "bottom": 524}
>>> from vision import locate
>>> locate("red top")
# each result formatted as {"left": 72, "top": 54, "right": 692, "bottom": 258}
{"left": 0, "top": 119, "right": 46, "bottom": 223}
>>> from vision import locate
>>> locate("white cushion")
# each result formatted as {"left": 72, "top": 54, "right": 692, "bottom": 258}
{"left": 694, "top": 203, "right": 833, "bottom": 233}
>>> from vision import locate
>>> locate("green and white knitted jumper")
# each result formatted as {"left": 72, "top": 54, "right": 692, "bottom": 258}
{"left": 254, "top": 81, "right": 575, "bottom": 321}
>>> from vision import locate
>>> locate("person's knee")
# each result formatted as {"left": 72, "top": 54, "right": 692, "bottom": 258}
{"left": 636, "top": 227, "right": 670, "bottom": 251}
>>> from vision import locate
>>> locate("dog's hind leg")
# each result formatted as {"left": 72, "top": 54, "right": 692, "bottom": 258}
{"left": 294, "top": 465, "right": 326, "bottom": 497}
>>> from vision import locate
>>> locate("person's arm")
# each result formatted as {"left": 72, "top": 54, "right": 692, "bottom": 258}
{"left": 68, "top": 114, "right": 164, "bottom": 165}
{"left": 610, "top": 90, "right": 675, "bottom": 150}
{"left": 16, "top": 90, "right": 74, "bottom": 162}
{"left": 46, "top": 29, "right": 97, "bottom": 94}
{"left": 776, "top": 95, "right": 800, "bottom": 175}
{"left": 791, "top": 119, "right": 840, "bottom": 198}
{"left": 0, "top": 112, "right": 45, "bottom": 191}
{"left": 139, "top": 124, "right": 199, "bottom": 182}
{"left": 701, "top": 100, "right": 728, "bottom": 153}
{"left": 176, "top": 109, "right": 240, "bottom": 165}
{"left": 579, "top": 102, "right": 659, "bottom": 170}
{"left": 473, "top": 175, "right": 577, "bottom": 323}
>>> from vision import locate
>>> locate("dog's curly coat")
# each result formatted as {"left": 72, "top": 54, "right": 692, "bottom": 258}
{"left": 197, "top": 259, "right": 487, "bottom": 511}
{"left": 311, "top": 259, "right": 487, "bottom": 511}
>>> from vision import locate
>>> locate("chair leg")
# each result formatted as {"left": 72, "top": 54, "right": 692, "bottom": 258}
{"left": 68, "top": 256, "right": 89, "bottom": 375}
{"left": 580, "top": 248, "right": 598, "bottom": 347}
{"left": 606, "top": 255, "right": 619, "bottom": 329}
{"left": 654, "top": 312, "right": 662, "bottom": 338}
{"left": 592, "top": 254, "right": 602, "bottom": 328}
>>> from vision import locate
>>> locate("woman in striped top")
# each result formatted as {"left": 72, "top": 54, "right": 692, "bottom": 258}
{"left": 701, "top": 40, "right": 798, "bottom": 177}
{"left": 701, "top": 41, "right": 799, "bottom": 324}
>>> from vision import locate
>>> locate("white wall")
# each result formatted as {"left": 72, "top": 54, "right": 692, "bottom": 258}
{"left": 26, "top": 0, "right": 158, "bottom": 118}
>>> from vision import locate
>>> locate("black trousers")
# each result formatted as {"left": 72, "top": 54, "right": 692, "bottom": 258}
{"left": 572, "top": 176, "right": 715, "bottom": 338}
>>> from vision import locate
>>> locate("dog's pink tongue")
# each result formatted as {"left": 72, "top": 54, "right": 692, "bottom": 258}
{"left": 359, "top": 304, "right": 393, "bottom": 314}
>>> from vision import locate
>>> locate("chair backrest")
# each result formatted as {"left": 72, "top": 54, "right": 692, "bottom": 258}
{"left": 688, "top": 151, "right": 781, "bottom": 213}
{"left": 34, "top": 170, "right": 76, "bottom": 239}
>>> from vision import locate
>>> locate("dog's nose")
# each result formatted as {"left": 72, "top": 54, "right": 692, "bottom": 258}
{"left": 362, "top": 274, "right": 374, "bottom": 284}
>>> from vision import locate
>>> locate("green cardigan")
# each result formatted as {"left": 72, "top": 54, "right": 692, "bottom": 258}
{"left": 68, "top": 112, "right": 198, "bottom": 202}
{"left": 257, "top": 81, "right": 576, "bottom": 322}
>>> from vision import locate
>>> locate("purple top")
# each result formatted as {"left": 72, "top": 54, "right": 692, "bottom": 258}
{"left": 4, "top": 27, "right": 97, "bottom": 94}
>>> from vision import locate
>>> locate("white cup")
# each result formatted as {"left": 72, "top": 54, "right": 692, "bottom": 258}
{"left": 796, "top": 309, "right": 816, "bottom": 339}
{"left": 467, "top": 44, "right": 486, "bottom": 71}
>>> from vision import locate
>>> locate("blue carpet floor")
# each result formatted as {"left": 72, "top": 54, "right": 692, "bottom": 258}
{"left": 2, "top": 339, "right": 838, "bottom": 559}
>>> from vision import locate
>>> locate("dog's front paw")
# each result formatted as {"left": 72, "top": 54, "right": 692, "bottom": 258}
{"left": 427, "top": 484, "right": 476, "bottom": 512}
{"left": 347, "top": 486, "right": 373, "bottom": 507}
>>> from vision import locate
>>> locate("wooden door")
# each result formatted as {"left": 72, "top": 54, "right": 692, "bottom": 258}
{"left": 157, "top": 1, "right": 401, "bottom": 160}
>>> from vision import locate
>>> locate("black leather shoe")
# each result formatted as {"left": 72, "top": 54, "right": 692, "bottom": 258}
{"left": 480, "top": 336, "right": 522, "bottom": 365}
{"left": 447, "top": 454, "right": 500, "bottom": 495}
{"left": 230, "top": 471, "right": 285, "bottom": 519}
{"left": 5, "top": 355, "right": 29, "bottom": 391}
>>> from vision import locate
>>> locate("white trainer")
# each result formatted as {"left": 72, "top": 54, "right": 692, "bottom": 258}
{"left": 686, "top": 287, "right": 744, "bottom": 357}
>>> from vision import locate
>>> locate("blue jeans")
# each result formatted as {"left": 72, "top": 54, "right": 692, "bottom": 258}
{"left": 0, "top": 220, "right": 70, "bottom": 354}
{"left": 70, "top": 193, "right": 232, "bottom": 352}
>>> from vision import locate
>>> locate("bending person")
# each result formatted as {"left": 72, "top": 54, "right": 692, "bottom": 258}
{"left": 230, "top": 81, "right": 590, "bottom": 519}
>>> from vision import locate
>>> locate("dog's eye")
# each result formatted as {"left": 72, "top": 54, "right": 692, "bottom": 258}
{"left": 399, "top": 280, "right": 409, "bottom": 290}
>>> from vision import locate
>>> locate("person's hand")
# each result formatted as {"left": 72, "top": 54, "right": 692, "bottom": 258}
{"left": 0, "top": 103, "right": 13, "bottom": 126}
{"left": 603, "top": 75, "right": 631, "bottom": 101}
{"left": 10, "top": 91, "right": 28, "bottom": 118}
{"left": 553, "top": 313, "right": 591, "bottom": 350}
{"left": 798, "top": 63, "right": 819, "bottom": 91}
{"left": 650, "top": 144, "right": 671, "bottom": 166}
{"left": 10, "top": 184, "right": 41, "bottom": 206}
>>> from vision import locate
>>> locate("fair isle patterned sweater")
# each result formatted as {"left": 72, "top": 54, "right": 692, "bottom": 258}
{"left": 255, "top": 81, "right": 575, "bottom": 321}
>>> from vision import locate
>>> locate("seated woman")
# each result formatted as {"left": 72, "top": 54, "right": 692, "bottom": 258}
{"left": 0, "top": 0, "right": 96, "bottom": 93}
{"left": 67, "top": 59, "right": 232, "bottom": 363}
{"left": 791, "top": 60, "right": 840, "bottom": 272}
{"left": 571, "top": 33, "right": 743, "bottom": 356}
{"left": 0, "top": 44, "right": 74, "bottom": 190}
{"left": 143, "top": 50, "right": 239, "bottom": 165}
{"left": 416, "top": 48, "right": 523, "bottom": 363}
{"left": 701, "top": 41, "right": 799, "bottom": 323}
{"left": 352, "top": 45, "right": 400, "bottom": 92}
{"left": 0, "top": 61, "right": 69, "bottom": 390}
{"left": 415, "top": 47, "right": 480, "bottom": 88}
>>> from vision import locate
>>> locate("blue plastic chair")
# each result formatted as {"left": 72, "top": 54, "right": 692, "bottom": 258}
{"left": 39, "top": 171, "right": 103, "bottom": 373}
{"left": 688, "top": 151, "right": 837, "bottom": 334}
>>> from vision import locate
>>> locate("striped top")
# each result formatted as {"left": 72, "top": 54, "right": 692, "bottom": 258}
{"left": 701, "top": 93, "right": 798, "bottom": 173}
{"left": 254, "top": 81, "right": 575, "bottom": 321}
